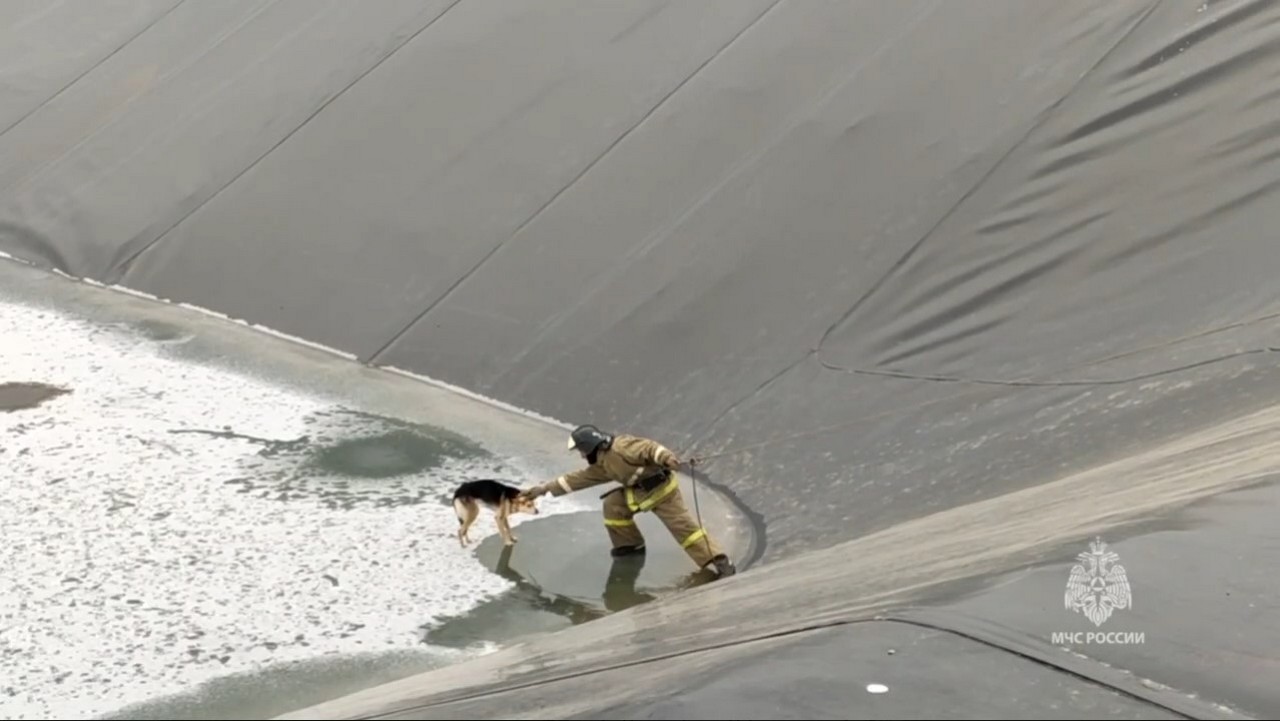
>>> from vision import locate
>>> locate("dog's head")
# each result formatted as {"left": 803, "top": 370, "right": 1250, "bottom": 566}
{"left": 510, "top": 493, "right": 540, "bottom": 516}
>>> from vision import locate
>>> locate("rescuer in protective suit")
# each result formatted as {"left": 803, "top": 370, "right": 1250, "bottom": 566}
{"left": 521, "top": 424, "right": 737, "bottom": 578}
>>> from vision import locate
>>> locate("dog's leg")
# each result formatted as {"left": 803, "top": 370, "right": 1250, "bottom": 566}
{"left": 462, "top": 506, "right": 478, "bottom": 546}
{"left": 505, "top": 499, "right": 520, "bottom": 544}
{"left": 455, "top": 498, "right": 478, "bottom": 547}
{"left": 496, "top": 499, "right": 516, "bottom": 546}
{"left": 454, "top": 498, "right": 465, "bottom": 547}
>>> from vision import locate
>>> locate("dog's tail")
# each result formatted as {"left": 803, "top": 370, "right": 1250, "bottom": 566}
{"left": 452, "top": 497, "right": 466, "bottom": 525}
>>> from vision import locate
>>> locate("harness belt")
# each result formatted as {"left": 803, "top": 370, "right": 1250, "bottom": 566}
{"left": 599, "top": 468, "right": 673, "bottom": 500}
{"left": 624, "top": 472, "right": 678, "bottom": 514}
{"left": 633, "top": 469, "right": 671, "bottom": 492}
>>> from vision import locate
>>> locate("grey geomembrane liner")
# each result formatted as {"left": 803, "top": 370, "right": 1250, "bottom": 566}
{"left": 3, "top": 0, "right": 1279, "bottom": 718}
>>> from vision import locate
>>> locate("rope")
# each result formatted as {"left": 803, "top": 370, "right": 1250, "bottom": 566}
{"left": 688, "top": 456, "right": 712, "bottom": 562}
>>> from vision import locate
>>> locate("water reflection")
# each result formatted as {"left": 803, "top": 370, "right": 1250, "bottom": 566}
{"left": 424, "top": 517, "right": 719, "bottom": 649}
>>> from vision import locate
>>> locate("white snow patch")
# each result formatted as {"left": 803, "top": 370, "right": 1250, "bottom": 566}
{"left": 0, "top": 301, "right": 574, "bottom": 720}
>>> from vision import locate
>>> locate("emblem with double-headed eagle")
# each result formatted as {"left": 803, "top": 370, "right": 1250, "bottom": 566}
{"left": 1064, "top": 537, "right": 1131, "bottom": 627}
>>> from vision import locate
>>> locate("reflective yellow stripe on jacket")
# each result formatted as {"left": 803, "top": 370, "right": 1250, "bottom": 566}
{"left": 624, "top": 474, "right": 679, "bottom": 513}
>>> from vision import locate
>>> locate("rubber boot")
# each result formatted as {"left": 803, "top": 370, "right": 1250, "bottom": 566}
{"left": 710, "top": 554, "right": 736, "bottom": 577}
{"left": 610, "top": 544, "right": 646, "bottom": 558}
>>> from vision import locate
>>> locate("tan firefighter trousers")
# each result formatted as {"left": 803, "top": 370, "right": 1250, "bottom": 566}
{"left": 602, "top": 473, "right": 723, "bottom": 568}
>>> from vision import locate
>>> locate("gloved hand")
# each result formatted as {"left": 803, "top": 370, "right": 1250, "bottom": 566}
{"left": 663, "top": 455, "right": 682, "bottom": 470}
{"left": 521, "top": 484, "right": 549, "bottom": 499}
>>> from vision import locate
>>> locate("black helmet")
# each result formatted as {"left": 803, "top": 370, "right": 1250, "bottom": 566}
{"left": 568, "top": 424, "right": 612, "bottom": 455}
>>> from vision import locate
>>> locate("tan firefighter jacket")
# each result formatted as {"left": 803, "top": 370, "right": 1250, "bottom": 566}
{"left": 538, "top": 434, "right": 680, "bottom": 498}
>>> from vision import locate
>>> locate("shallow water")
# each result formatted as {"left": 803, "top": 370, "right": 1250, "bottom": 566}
{"left": 0, "top": 300, "right": 581, "bottom": 719}
{"left": 0, "top": 261, "right": 755, "bottom": 720}
{"left": 0, "top": 382, "right": 72, "bottom": 412}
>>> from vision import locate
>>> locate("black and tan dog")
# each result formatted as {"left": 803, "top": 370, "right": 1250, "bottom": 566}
{"left": 452, "top": 479, "right": 540, "bottom": 547}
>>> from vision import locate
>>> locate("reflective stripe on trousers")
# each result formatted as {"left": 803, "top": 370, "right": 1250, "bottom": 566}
{"left": 680, "top": 528, "right": 707, "bottom": 549}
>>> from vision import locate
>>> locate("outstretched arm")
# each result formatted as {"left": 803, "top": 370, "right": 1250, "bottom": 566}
{"left": 524, "top": 463, "right": 612, "bottom": 499}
